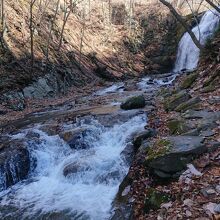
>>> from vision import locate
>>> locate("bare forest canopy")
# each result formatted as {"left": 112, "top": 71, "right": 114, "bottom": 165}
{"left": 0, "top": 0, "right": 219, "bottom": 92}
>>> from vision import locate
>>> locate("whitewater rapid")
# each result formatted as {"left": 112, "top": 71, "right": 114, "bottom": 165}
{"left": 0, "top": 114, "right": 146, "bottom": 219}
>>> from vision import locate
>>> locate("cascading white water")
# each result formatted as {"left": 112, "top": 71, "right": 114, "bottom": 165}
{"left": 0, "top": 114, "right": 146, "bottom": 220}
{"left": 174, "top": 9, "right": 220, "bottom": 72}
{"left": 94, "top": 83, "right": 125, "bottom": 96}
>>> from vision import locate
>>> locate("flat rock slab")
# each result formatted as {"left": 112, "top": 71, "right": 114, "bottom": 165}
{"left": 183, "top": 110, "right": 220, "bottom": 120}
{"left": 147, "top": 136, "right": 206, "bottom": 178}
{"left": 168, "top": 136, "right": 205, "bottom": 154}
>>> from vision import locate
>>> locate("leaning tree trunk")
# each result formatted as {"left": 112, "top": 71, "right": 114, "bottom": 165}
{"left": 30, "top": 0, "right": 37, "bottom": 71}
{"left": 0, "top": 0, "right": 5, "bottom": 48}
{"left": 159, "top": 0, "right": 203, "bottom": 50}
{"left": 205, "top": 0, "right": 220, "bottom": 14}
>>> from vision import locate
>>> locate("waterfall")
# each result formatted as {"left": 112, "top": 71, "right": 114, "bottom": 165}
{"left": 174, "top": 9, "right": 220, "bottom": 72}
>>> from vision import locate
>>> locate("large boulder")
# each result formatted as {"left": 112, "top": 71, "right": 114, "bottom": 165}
{"left": 175, "top": 96, "right": 201, "bottom": 112}
{"left": 167, "top": 119, "right": 191, "bottom": 135}
{"left": 164, "top": 90, "right": 191, "bottom": 111}
{"left": 182, "top": 110, "right": 220, "bottom": 131}
{"left": 0, "top": 140, "right": 30, "bottom": 190}
{"left": 121, "top": 95, "right": 146, "bottom": 110}
{"left": 23, "top": 76, "right": 56, "bottom": 99}
{"left": 182, "top": 110, "right": 220, "bottom": 120}
{"left": 145, "top": 136, "right": 206, "bottom": 178}
{"left": 180, "top": 72, "right": 198, "bottom": 89}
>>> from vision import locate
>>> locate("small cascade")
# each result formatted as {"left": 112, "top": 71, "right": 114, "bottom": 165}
{"left": 174, "top": 9, "right": 220, "bottom": 72}
{"left": 0, "top": 114, "right": 146, "bottom": 219}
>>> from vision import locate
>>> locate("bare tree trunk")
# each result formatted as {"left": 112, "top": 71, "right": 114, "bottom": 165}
{"left": 30, "top": 0, "right": 37, "bottom": 71}
{"left": 58, "top": 0, "right": 83, "bottom": 51}
{"left": 186, "top": 0, "right": 201, "bottom": 40}
{"left": 45, "top": 0, "right": 60, "bottom": 61}
{"left": 108, "top": 0, "right": 111, "bottom": 24}
{"left": 159, "top": 0, "right": 203, "bottom": 49}
{"left": 58, "top": 9, "right": 71, "bottom": 51}
{"left": 0, "top": 0, "right": 5, "bottom": 47}
{"left": 205, "top": 0, "right": 220, "bottom": 13}
{"left": 1, "top": 0, "right": 4, "bottom": 32}
{"left": 79, "top": 9, "right": 86, "bottom": 68}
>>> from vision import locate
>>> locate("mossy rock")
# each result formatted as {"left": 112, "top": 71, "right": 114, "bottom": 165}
{"left": 146, "top": 139, "right": 172, "bottom": 162}
{"left": 180, "top": 72, "right": 198, "bottom": 89}
{"left": 145, "top": 136, "right": 206, "bottom": 178}
{"left": 121, "top": 95, "right": 145, "bottom": 110}
{"left": 157, "top": 87, "right": 172, "bottom": 98}
{"left": 175, "top": 96, "right": 201, "bottom": 112}
{"left": 202, "top": 85, "right": 216, "bottom": 93}
{"left": 167, "top": 119, "right": 189, "bottom": 135}
{"left": 163, "top": 90, "right": 191, "bottom": 112}
{"left": 144, "top": 188, "right": 170, "bottom": 213}
{"left": 202, "top": 77, "right": 219, "bottom": 93}
{"left": 203, "top": 71, "right": 219, "bottom": 87}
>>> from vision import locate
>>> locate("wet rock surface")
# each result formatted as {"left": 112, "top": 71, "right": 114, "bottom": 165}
{"left": 133, "top": 129, "right": 157, "bottom": 152}
{"left": 0, "top": 140, "right": 30, "bottom": 190}
{"left": 63, "top": 161, "right": 90, "bottom": 177}
{"left": 59, "top": 128, "right": 91, "bottom": 149}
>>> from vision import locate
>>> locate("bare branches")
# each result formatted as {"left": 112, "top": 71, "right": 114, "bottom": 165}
{"left": 159, "top": 0, "right": 203, "bottom": 49}
{"left": 45, "top": 0, "right": 60, "bottom": 62}
{"left": 205, "top": 0, "right": 220, "bottom": 13}
{"left": 0, "top": 0, "right": 6, "bottom": 48}
{"left": 30, "top": 0, "right": 37, "bottom": 71}
{"left": 58, "top": 0, "right": 84, "bottom": 51}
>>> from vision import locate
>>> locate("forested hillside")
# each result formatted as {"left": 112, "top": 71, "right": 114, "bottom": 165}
{"left": 0, "top": 0, "right": 219, "bottom": 219}
{"left": 0, "top": 0, "right": 173, "bottom": 91}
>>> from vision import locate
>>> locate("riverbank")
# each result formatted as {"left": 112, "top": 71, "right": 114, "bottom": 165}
{"left": 0, "top": 64, "right": 219, "bottom": 219}
{"left": 114, "top": 63, "right": 220, "bottom": 219}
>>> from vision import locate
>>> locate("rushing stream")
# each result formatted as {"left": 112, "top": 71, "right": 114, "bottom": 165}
{"left": 0, "top": 113, "right": 146, "bottom": 219}
{"left": 0, "top": 8, "right": 220, "bottom": 220}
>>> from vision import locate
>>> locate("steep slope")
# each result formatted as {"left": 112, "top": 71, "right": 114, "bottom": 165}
{"left": 0, "top": 0, "right": 182, "bottom": 93}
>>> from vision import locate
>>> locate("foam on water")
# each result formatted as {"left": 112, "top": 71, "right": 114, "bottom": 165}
{"left": 0, "top": 114, "right": 146, "bottom": 219}
{"left": 137, "top": 74, "right": 177, "bottom": 90}
{"left": 95, "top": 83, "right": 124, "bottom": 96}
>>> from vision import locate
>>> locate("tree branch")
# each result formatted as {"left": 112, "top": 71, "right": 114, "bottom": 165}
{"left": 159, "top": 0, "right": 203, "bottom": 49}
{"left": 205, "top": 0, "right": 220, "bottom": 13}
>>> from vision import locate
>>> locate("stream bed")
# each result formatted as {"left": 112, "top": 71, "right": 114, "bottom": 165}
{"left": 0, "top": 9, "right": 219, "bottom": 218}
{"left": 0, "top": 77, "right": 163, "bottom": 220}
{"left": 0, "top": 112, "right": 146, "bottom": 219}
